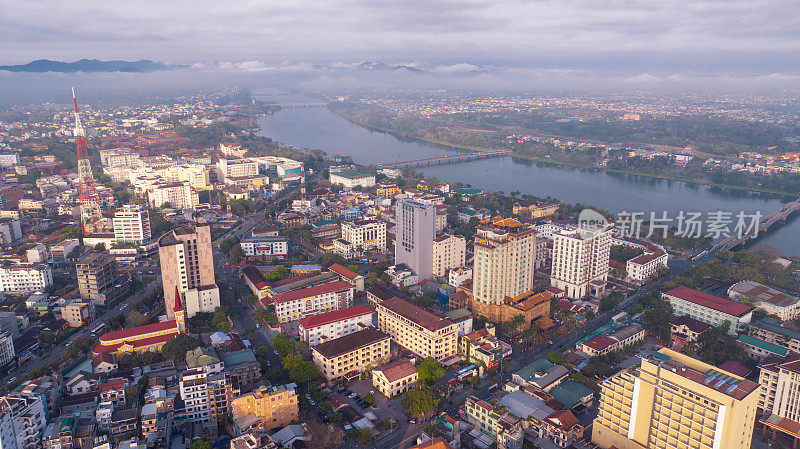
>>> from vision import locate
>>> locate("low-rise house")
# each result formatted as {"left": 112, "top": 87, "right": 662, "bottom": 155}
{"left": 99, "top": 378, "right": 127, "bottom": 407}
{"left": 460, "top": 326, "right": 512, "bottom": 369}
{"left": 579, "top": 324, "right": 645, "bottom": 356}
{"left": 737, "top": 334, "right": 788, "bottom": 360}
{"left": 65, "top": 371, "right": 99, "bottom": 396}
{"left": 110, "top": 408, "right": 138, "bottom": 436}
{"left": 328, "top": 264, "right": 365, "bottom": 292}
{"left": 728, "top": 280, "right": 800, "bottom": 321}
{"left": 221, "top": 350, "right": 261, "bottom": 388}
{"left": 372, "top": 359, "right": 418, "bottom": 398}
{"left": 670, "top": 315, "right": 711, "bottom": 345}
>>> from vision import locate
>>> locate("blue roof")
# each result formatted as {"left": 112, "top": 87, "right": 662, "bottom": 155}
{"left": 549, "top": 381, "right": 594, "bottom": 409}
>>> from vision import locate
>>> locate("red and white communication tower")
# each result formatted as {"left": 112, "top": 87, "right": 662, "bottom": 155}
{"left": 72, "top": 87, "right": 105, "bottom": 235}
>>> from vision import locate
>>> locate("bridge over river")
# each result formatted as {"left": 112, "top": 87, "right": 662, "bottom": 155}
{"left": 375, "top": 150, "right": 512, "bottom": 169}
{"left": 708, "top": 196, "right": 800, "bottom": 253}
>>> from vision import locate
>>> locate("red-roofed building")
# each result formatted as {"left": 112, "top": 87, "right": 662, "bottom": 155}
{"left": 270, "top": 281, "right": 354, "bottom": 323}
{"left": 372, "top": 359, "right": 418, "bottom": 398}
{"left": 99, "top": 377, "right": 128, "bottom": 406}
{"left": 663, "top": 286, "right": 754, "bottom": 336}
{"left": 297, "top": 305, "right": 374, "bottom": 345}
{"left": 328, "top": 264, "right": 365, "bottom": 291}
{"left": 92, "top": 288, "right": 186, "bottom": 361}
{"left": 626, "top": 249, "right": 668, "bottom": 284}
{"left": 241, "top": 266, "right": 271, "bottom": 300}
{"left": 580, "top": 335, "right": 618, "bottom": 356}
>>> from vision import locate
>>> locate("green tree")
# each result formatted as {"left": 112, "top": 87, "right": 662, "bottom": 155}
{"left": 289, "top": 360, "right": 320, "bottom": 385}
{"left": 229, "top": 245, "right": 244, "bottom": 265}
{"left": 161, "top": 334, "right": 202, "bottom": 362}
{"left": 363, "top": 392, "right": 375, "bottom": 407}
{"left": 189, "top": 440, "right": 212, "bottom": 449}
{"left": 401, "top": 385, "right": 439, "bottom": 416}
{"left": 547, "top": 351, "right": 566, "bottom": 365}
{"left": 416, "top": 357, "right": 445, "bottom": 384}
{"left": 271, "top": 333, "right": 296, "bottom": 358}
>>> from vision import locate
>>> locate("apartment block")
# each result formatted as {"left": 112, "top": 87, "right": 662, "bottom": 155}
{"left": 113, "top": 205, "right": 151, "bottom": 243}
{"left": 217, "top": 158, "right": 259, "bottom": 179}
{"left": 0, "top": 264, "right": 52, "bottom": 293}
{"left": 61, "top": 299, "right": 95, "bottom": 327}
{"left": 0, "top": 219, "right": 22, "bottom": 244}
{"left": 0, "top": 394, "right": 47, "bottom": 449}
{"left": 268, "top": 281, "right": 354, "bottom": 323}
{"left": 663, "top": 286, "right": 754, "bottom": 336}
{"left": 432, "top": 234, "right": 466, "bottom": 277}
{"left": 312, "top": 328, "right": 391, "bottom": 381}
{"left": 758, "top": 353, "right": 800, "bottom": 446}
{"left": 297, "top": 305, "right": 374, "bottom": 346}
{"left": 749, "top": 317, "right": 800, "bottom": 354}
{"left": 376, "top": 297, "right": 458, "bottom": 362}
{"left": 395, "top": 199, "right": 436, "bottom": 280}
{"left": 550, "top": 226, "right": 611, "bottom": 299}
{"left": 329, "top": 169, "right": 375, "bottom": 189}
{"left": 158, "top": 223, "right": 218, "bottom": 319}
{"left": 148, "top": 181, "right": 199, "bottom": 209}
{"left": 728, "top": 280, "right": 800, "bottom": 321}
{"left": 473, "top": 218, "right": 537, "bottom": 306}
{"left": 592, "top": 348, "right": 760, "bottom": 449}
{"left": 231, "top": 384, "right": 298, "bottom": 432}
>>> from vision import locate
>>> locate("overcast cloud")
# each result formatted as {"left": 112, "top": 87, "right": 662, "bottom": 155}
{"left": 1, "top": 1, "right": 798, "bottom": 70}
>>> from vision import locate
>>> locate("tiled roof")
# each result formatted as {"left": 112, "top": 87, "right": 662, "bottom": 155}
{"left": 379, "top": 297, "right": 455, "bottom": 332}
{"left": 665, "top": 286, "right": 754, "bottom": 317}
{"left": 374, "top": 359, "right": 417, "bottom": 383}
{"left": 312, "top": 328, "right": 389, "bottom": 359}
{"left": 297, "top": 305, "right": 374, "bottom": 329}
{"left": 271, "top": 281, "right": 353, "bottom": 304}
{"left": 671, "top": 315, "right": 712, "bottom": 333}
{"left": 409, "top": 438, "right": 454, "bottom": 449}
{"left": 93, "top": 330, "right": 179, "bottom": 355}
{"left": 242, "top": 266, "right": 270, "bottom": 289}
{"left": 582, "top": 335, "right": 617, "bottom": 351}
{"left": 737, "top": 334, "right": 788, "bottom": 356}
{"left": 98, "top": 320, "right": 179, "bottom": 343}
{"left": 329, "top": 264, "right": 360, "bottom": 281}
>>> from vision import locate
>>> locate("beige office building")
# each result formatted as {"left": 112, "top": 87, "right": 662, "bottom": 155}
{"left": 312, "top": 328, "right": 391, "bottom": 381}
{"left": 550, "top": 227, "right": 611, "bottom": 299}
{"left": 432, "top": 234, "right": 466, "bottom": 277}
{"left": 473, "top": 218, "right": 536, "bottom": 306}
{"left": 592, "top": 348, "right": 760, "bottom": 449}
{"left": 231, "top": 384, "right": 298, "bottom": 431}
{"left": 340, "top": 219, "right": 387, "bottom": 254}
{"left": 376, "top": 297, "right": 458, "bottom": 362}
{"left": 158, "top": 223, "right": 219, "bottom": 318}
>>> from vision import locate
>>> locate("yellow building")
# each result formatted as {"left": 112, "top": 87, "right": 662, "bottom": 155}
{"left": 473, "top": 218, "right": 536, "bottom": 307}
{"left": 230, "top": 384, "right": 298, "bottom": 431}
{"left": 376, "top": 297, "right": 458, "bottom": 362}
{"left": 372, "top": 359, "right": 418, "bottom": 398}
{"left": 312, "top": 328, "right": 391, "bottom": 381}
{"left": 592, "top": 348, "right": 760, "bottom": 449}
{"left": 377, "top": 182, "right": 401, "bottom": 198}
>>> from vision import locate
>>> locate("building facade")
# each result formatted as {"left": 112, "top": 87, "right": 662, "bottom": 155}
{"left": 550, "top": 227, "right": 611, "bottom": 299}
{"left": 113, "top": 206, "right": 152, "bottom": 243}
{"left": 230, "top": 384, "right": 298, "bottom": 432}
{"left": 312, "top": 328, "right": 391, "bottom": 381}
{"left": 432, "top": 234, "right": 466, "bottom": 277}
{"left": 340, "top": 219, "right": 387, "bottom": 254}
{"left": 0, "top": 264, "right": 52, "bottom": 293}
{"left": 395, "top": 199, "right": 437, "bottom": 280}
{"left": 372, "top": 359, "right": 418, "bottom": 398}
{"left": 592, "top": 348, "right": 760, "bottom": 449}
{"left": 376, "top": 297, "right": 458, "bottom": 362}
{"left": 76, "top": 253, "right": 123, "bottom": 306}
{"left": 158, "top": 223, "right": 219, "bottom": 319}
{"left": 473, "top": 218, "right": 537, "bottom": 306}
{"left": 297, "top": 305, "right": 375, "bottom": 346}
{"left": 663, "top": 286, "right": 754, "bottom": 336}
{"left": 148, "top": 181, "right": 199, "bottom": 209}
{"left": 239, "top": 237, "right": 289, "bottom": 259}
{"left": 269, "top": 281, "right": 354, "bottom": 323}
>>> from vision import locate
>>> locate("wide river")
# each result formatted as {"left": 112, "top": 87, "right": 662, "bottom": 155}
{"left": 256, "top": 92, "right": 800, "bottom": 256}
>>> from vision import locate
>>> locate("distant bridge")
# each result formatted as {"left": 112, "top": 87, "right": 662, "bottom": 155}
{"left": 709, "top": 196, "right": 800, "bottom": 253}
{"left": 276, "top": 103, "right": 327, "bottom": 108}
{"left": 375, "top": 150, "right": 512, "bottom": 169}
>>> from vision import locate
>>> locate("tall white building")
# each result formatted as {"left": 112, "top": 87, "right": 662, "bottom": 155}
{"left": 432, "top": 234, "right": 466, "bottom": 277}
{"left": 0, "top": 264, "right": 52, "bottom": 293}
{"left": 0, "top": 220, "right": 22, "bottom": 245}
{"left": 113, "top": 206, "right": 152, "bottom": 243}
{"left": 148, "top": 182, "right": 199, "bottom": 210}
{"left": 395, "top": 199, "right": 436, "bottom": 280}
{"left": 473, "top": 218, "right": 537, "bottom": 306}
{"left": 160, "top": 164, "right": 210, "bottom": 190}
{"left": 216, "top": 159, "right": 259, "bottom": 179}
{"left": 550, "top": 227, "right": 611, "bottom": 299}
{"left": 0, "top": 154, "right": 21, "bottom": 168}
{"left": 0, "top": 394, "right": 47, "bottom": 449}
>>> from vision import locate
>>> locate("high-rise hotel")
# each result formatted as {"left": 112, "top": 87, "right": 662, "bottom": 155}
{"left": 593, "top": 348, "right": 760, "bottom": 449}
{"left": 472, "top": 218, "right": 536, "bottom": 306}
{"left": 550, "top": 226, "right": 611, "bottom": 299}
{"left": 158, "top": 223, "right": 220, "bottom": 318}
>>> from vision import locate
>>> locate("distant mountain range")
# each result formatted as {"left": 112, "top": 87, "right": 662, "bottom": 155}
{"left": 0, "top": 59, "right": 182, "bottom": 73}
{"left": 312, "top": 61, "right": 425, "bottom": 73}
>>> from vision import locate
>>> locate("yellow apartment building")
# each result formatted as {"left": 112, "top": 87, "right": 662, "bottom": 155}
{"left": 376, "top": 297, "right": 458, "bottom": 362}
{"left": 312, "top": 328, "right": 391, "bottom": 381}
{"left": 230, "top": 384, "right": 298, "bottom": 431}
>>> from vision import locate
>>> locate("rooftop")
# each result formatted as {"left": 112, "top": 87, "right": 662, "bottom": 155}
{"left": 297, "top": 305, "right": 374, "bottom": 329}
{"left": 271, "top": 280, "right": 353, "bottom": 304}
{"left": 313, "top": 328, "right": 389, "bottom": 359}
{"left": 380, "top": 297, "right": 455, "bottom": 332}
{"left": 373, "top": 359, "right": 417, "bottom": 383}
{"left": 664, "top": 286, "right": 754, "bottom": 317}
{"left": 728, "top": 280, "right": 799, "bottom": 308}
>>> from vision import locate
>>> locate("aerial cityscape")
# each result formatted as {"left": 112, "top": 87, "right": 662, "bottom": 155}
{"left": 0, "top": 2, "right": 799, "bottom": 449}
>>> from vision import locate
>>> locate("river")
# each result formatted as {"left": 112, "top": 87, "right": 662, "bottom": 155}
{"left": 255, "top": 91, "right": 800, "bottom": 256}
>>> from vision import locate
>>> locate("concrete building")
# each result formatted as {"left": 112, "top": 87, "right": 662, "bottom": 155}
{"left": 550, "top": 227, "right": 611, "bottom": 299}
{"left": 473, "top": 218, "right": 537, "bottom": 307}
{"left": 160, "top": 164, "right": 210, "bottom": 190}
{"left": 757, "top": 353, "right": 800, "bottom": 447}
{"left": 0, "top": 394, "right": 47, "bottom": 449}
{"left": 217, "top": 158, "right": 259, "bottom": 179}
{"left": 239, "top": 236, "right": 289, "bottom": 259}
{"left": 376, "top": 297, "right": 458, "bottom": 362}
{"left": 76, "top": 253, "right": 125, "bottom": 306}
{"left": 297, "top": 305, "right": 374, "bottom": 346}
{"left": 220, "top": 350, "right": 262, "bottom": 388}
{"left": 372, "top": 359, "right": 418, "bottom": 398}
{"left": 0, "top": 153, "right": 21, "bottom": 168}
{"left": 312, "top": 328, "right": 391, "bottom": 381}
{"left": 579, "top": 324, "right": 646, "bottom": 356}
{"left": 728, "top": 280, "right": 800, "bottom": 321}
{"left": 432, "top": 234, "right": 466, "bottom": 277}
{"left": 231, "top": 384, "right": 298, "bottom": 432}
{"left": 625, "top": 249, "right": 668, "bottom": 284}
{"left": 61, "top": 299, "right": 95, "bottom": 328}
{"left": 0, "top": 264, "right": 52, "bottom": 293}
{"left": 179, "top": 365, "right": 234, "bottom": 424}
{"left": 0, "top": 219, "right": 22, "bottom": 245}
{"left": 395, "top": 199, "right": 436, "bottom": 280}
{"left": 329, "top": 169, "right": 375, "bottom": 189}
{"left": 448, "top": 266, "right": 472, "bottom": 289}
{"left": 113, "top": 205, "right": 151, "bottom": 243}
{"left": 148, "top": 181, "right": 199, "bottom": 209}
{"left": 592, "top": 348, "right": 760, "bottom": 449}
{"left": 269, "top": 281, "right": 354, "bottom": 324}
{"left": 340, "top": 219, "right": 386, "bottom": 255}
{"left": 663, "top": 286, "right": 754, "bottom": 336}
{"left": 328, "top": 264, "right": 365, "bottom": 292}
{"left": 158, "top": 223, "right": 219, "bottom": 319}
{"left": 749, "top": 317, "right": 800, "bottom": 354}
{"left": 460, "top": 326, "right": 513, "bottom": 369}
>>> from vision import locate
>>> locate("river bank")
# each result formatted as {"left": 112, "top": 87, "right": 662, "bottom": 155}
{"left": 330, "top": 109, "right": 797, "bottom": 198}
